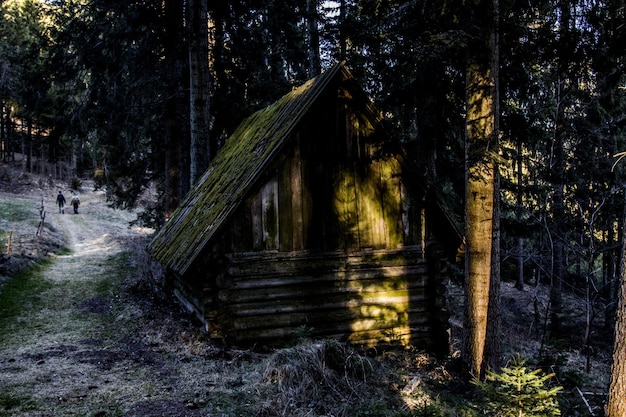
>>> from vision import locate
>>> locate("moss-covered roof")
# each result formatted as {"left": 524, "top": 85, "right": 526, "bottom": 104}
{"left": 147, "top": 62, "right": 351, "bottom": 274}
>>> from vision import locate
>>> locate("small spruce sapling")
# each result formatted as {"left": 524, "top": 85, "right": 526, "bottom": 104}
{"left": 472, "top": 353, "right": 562, "bottom": 417}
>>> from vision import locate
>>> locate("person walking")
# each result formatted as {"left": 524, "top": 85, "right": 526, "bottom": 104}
{"left": 56, "top": 191, "right": 66, "bottom": 214}
{"left": 71, "top": 194, "right": 80, "bottom": 214}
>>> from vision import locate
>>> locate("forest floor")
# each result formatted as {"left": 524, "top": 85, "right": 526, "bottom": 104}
{"left": 0, "top": 164, "right": 615, "bottom": 417}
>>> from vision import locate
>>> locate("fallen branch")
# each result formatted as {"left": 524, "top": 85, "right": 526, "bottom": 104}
{"left": 576, "top": 386, "right": 595, "bottom": 416}
{"left": 36, "top": 196, "right": 46, "bottom": 236}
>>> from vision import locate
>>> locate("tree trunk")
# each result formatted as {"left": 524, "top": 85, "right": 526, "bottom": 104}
{"left": 26, "top": 119, "right": 33, "bottom": 172}
{"left": 462, "top": 0, "right": 500, "bottom": 379}
{"left": 549, "top": 1, "right": 575, "bottom": 340}
{"left": 188, "top": 0, "right": 212, "bottom": 187}
{"left": 515, "top": 136, "right": 524, "bottom": 290}
{"left": 550, "top": 181, "right": 565, "bottom": 336}
{"left": 306, "top": 0, "right": 321, "bottom": 78}
{"left": 0, "top": 101, "right": 5, "bottom": 163}
{"left": 162, "top": 0, "right": 189, "bottom": 219}
{"left": 606, "top": 211, "right": 626, "bottom": 416}
{"left": 484, "top": 166, "right": 501, "bottom": 371}
{"left": 338, "top": 0, "right": 347, "bottom": 61}
{"left": 607, "top": 201, "right": 624, "bottom": 332}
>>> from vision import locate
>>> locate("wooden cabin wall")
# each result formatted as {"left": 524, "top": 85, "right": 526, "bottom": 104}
{"left": 221, "top": 102, "right": 428, "bottom": 255}
{"left": 201, "top": 246, "right": 449, "bottom": 350}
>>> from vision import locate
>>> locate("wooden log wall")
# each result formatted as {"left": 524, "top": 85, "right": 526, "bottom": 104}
{"left": 196, "top": 246, "right": 448, "bottom": 349}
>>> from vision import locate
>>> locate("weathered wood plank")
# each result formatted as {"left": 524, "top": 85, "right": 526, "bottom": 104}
{"left": 354, "top": 155, "right": 385, "bottom": 249}
{"left": 225, "top": 274, "right": 428, "bottom": 294}
{"left": 291, "top": 136, "right": 304, "bottom": 250}
{"left": 226, "top": 322, "right": 434, "bottom": 342}
{"left": 228, "top": 245, "right": 428, "bottom": 266}
{"left": 226, "top": 308, "right": 429, "bottom": 331}
{"left": 251, "top": 193, "right": 262, "bottom": 250}
{"left": 217, "top": 288, "right": 430, "bottom": 307}
{"left": 261, "top": 178, "right": 279, "bottom": 250}
{"left": 380, "top": 157, "right": 404, "bottom": 248}
{"left": 226, "top": 262, "right": 430, "bottom": 282}
{"left": 230, "top": 201, "right": 253, "bottom": 252}
{"left": 278, "top": 154, "right": 293, "bottom": 252}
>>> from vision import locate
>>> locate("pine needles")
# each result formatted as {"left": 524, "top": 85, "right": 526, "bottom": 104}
{"left": 472, "top": 353, "right": 562, "bottom": 417}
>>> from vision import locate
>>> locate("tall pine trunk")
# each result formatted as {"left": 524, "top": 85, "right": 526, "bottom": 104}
{"left": 462, "top": 0, "right": 501, "bottom": 378}
{"left": 606, "top": 210, "right": 626, "bottom": 416}
{"left": 162, "top": 0, "right": 189, "bottom": 219}
{"left": 306, "top": 0, "right": 321, "bottom": 77}
{"left": 515, "top": 136, "right": 524, "bottom": 290}
{"left": 549, "top": 1, "right": 575, "bottom": 340}
{"left": 188, "top": 0, "right": 212, "bottom": 187}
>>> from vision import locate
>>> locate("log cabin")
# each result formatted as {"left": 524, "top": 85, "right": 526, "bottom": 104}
{"left": 147, "top": 62, "right": 461, "bottom": 355}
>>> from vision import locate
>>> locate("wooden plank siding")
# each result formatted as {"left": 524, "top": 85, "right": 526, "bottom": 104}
{"left": 195, "top": 247, "right": 448, "bottom": 348}
{"left": 219, "top": 113, "right": 422, "bottom": 255}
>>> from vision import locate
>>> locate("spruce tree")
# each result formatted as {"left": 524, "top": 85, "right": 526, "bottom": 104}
{"left": 473, "top": 354, "right": 562, "bottom": 417}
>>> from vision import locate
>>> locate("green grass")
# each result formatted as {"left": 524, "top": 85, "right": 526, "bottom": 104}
{"left": 0, "top": 260, "right": 54, "bottom": 338}
{"left": 0, "top": 199, "right": 35, "bottom": 223}
{"left": 0, "top": 248, "right": 128, "bottom": 348}
{"left": 0, "top": 197, "right": 40, "bottom": 250}
{"left": 0, "top": 390, "right": 37, "bottom": 416}
{"left": 0, "top": 249, "right": 136, "bottom": 416}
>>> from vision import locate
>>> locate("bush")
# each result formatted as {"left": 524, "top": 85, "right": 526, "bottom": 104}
{"left": 472, "top": 354, "right": 562, "bottom": 417}
{"left": 70, "top": 176, "right": 82, "bottom": 190}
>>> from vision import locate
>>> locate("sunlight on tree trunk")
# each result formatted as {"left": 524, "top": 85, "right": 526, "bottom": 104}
{"left": 606, "top": 235, "right": 626, "bottom": 416}
{"left": 464, "top": 151, "right": 496, "bottom": 378}
{"left": 463, "top": 0, "right": 499, "bottom": 379}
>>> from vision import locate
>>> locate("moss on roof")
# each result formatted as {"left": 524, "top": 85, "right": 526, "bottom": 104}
{"left": 147, "top": 62, "right": 348, "bottom": 274}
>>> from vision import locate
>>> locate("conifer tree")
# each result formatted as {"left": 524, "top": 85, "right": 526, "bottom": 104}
{"left": 473, "top": 354, "right": 562, "bottom": 417}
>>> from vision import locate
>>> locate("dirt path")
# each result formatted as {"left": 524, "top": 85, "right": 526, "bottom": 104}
{"left": 46, "top": 189, "right": 141, "bottom": 297}
{"left": 0, "top": 186, "right": 215, "bottom": 417}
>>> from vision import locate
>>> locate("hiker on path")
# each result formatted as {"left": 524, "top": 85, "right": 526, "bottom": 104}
{"left": 56, "top": 191, "right": 66, "bottom": 214}
{"left": 71, "top": 194, "right": 80, "bottom": 214}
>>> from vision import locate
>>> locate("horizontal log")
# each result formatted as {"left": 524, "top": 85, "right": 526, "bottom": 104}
{"left": 222, "top": 267, "right": 428, "bottom": 288}
{"left": 227, "top": 246, "right": 431, "bottom": 268}
{"left": 214, "top": 294, "right": 430, "bottom": 317}
{"left": 228, "top": 261, "right": 429, "bottom": 277}
{"left": 213, "top": 278, "right": 428, "bottom": 303}
{"left": 223, "top": 321, "right": 437, "bottom": 347}
{"left": 222, "top": 305, "right": 431, "bottom": 331}
{"left": 214, "top": 287, "right": 430, "bottom": 308}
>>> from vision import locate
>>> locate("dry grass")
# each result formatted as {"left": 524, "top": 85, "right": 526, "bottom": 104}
{"left": 257, "top": 340, "right": 377, "bottom": 416}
